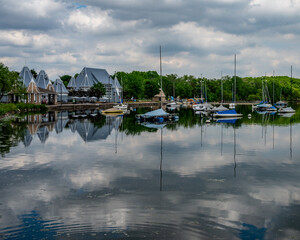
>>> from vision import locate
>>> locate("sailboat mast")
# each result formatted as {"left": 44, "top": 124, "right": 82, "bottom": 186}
{"left": 262, "top": 79, "right": 264, "bottom": 102}
{"left": 205, "top": 79, "right": 207, "bottom": 103}
{"left": 200, "top": 77, "right": 203, "bottom": 101}
{"left": 160, "top": 46, "right": 163, "bottom": 108}
{"left": 273, "top": 70, "right": 275, "bottom": 105}
{"left": 160, "top": 127, "right": 163, "bottom": 191}
{"left": 234, "top": 54, "right": 236, "bottom": 103}
{"left": 221, "top": 72, "right": 223, "bottom": 104}
{"left": 291, "top": 65, "right": 293, "bottom": 101}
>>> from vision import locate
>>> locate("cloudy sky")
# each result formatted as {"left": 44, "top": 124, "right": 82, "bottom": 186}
{"left": 1, "top": 0, "right": 300, "bottom": 79}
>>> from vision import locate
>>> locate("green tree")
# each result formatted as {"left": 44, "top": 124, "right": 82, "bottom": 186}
{"left": 144, "top": 79, "right": 160, "bottom": 99}
{"left": 0, "top": 63, "right": 20, "bottom": 100}
{"left": 88, "top": 82, "right": 106, "bottom": 98}
{"left": 30, "top": 69, "right": 37, "bottom": 78}
{"left": 60, "top": 75, "right": 72, "bottom": 87}
{"left": 125, "top": 73, "right": 143, "bottom": 99}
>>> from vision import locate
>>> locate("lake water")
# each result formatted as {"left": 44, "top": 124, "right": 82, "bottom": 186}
{"left": 0, "top": 105, "right": 300, "bottom": 239}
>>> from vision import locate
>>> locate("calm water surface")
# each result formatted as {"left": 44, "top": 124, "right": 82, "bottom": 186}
{"left": 0, "top": 105, "right": 300, "bottom": 239}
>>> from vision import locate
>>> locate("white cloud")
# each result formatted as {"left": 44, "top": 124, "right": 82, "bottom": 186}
{"left": 67, "top": 7, "right": 138, "bottom": 34}
{"left": 0, "top": 30, "right": 32, "bottom": 46}
{"left": 1, "top": 0, "right": 300, "bottom": 78}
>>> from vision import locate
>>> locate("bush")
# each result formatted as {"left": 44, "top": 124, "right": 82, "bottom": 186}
{"left": 0, "top": 103, "right": 48, "bottom": 116}
{"left": 16, "top": 102, "right": 27, "bottom": 111}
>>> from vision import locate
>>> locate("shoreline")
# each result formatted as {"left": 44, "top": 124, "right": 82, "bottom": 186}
{"left": 46, "top": 101, "right": 260, "bottom": 111}
{"left": 1, "top": 101, "right": 298, "bottom": 120}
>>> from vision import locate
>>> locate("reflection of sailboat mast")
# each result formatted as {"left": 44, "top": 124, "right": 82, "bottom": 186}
{"left": 234, "top": 126, "right": 236, "bottom": 178}
{"left": 272, "top": 114, "right": 275, "bottom": 150}
{"left": 221, "top": 124, "right": 223, "bottom": 156}
{"left": 160, "top": 128, "right": 163, "bottom": 191}
{"left": 290, "top": 119, "right": 292, "bottom": 160}
{"left": 261, "top": 113, "right": 264, "bottom": 139}
{"left": 115, "top": 124, "right": 117, "bottom": 154}
{"left": 201, "top": 117, "right": 203, "bottom": 147}
{"left": 264, "top": 114, "right": 267, "bottom": 146}
{"left": 60, "top": 111, "right": 62, "bottom": 132}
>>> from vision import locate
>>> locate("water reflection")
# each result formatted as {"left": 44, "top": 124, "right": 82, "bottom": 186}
{"left": 18, "top": 111, "right": 123, "bottom": 147}
{"left": 0, "top": 106, "right": 300, "bottom": 239}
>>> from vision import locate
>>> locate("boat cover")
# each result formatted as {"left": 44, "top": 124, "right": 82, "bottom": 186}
{"left": 141, "top": 108, "right": 169, "bottom": 119}
{"left": 216, "top": 109, "right": 238, "bottom": 115}
{"left": 216, "top": 118, "right": 238, "bottom": 124}
{"left": 141, "top": 122, "right": 166, "bottom": 129}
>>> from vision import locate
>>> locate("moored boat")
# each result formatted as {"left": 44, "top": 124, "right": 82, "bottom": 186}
{"left": 275, "top": 100, "right": 288, "bottom": 108}
{"left": 213, "top": 109, "right": 243, "bottom": 118}
{"left": 102, "top": 108, "right": 124, "bottom": 114}
{"left": 211, "top": 105, "right": 228, "bottom": 112}
{"left": 113, "top": 103, "right": 128, "bottom": 111}
{"left": 278, "top": 107, "right": 295, "bottom": 113}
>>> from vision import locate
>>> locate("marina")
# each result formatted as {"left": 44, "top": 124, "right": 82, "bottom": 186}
{"left": 1, "top": 0, "right": 300, "bottom": 238}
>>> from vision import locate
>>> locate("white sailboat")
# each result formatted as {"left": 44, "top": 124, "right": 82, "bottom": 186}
{"left": 214, "top": 54, "right": 242, "bottom": 118}
{"left": 136, "top": 46, "right": 176, "bottom": 122}
{"left": 211, "top": 73, "right": 228, "bottom": 112}
{"left": 229, "top": 56, "right": 237, "bottom": 109}
{"left": 278, "top": 66, "right": 295, "bottom": 113}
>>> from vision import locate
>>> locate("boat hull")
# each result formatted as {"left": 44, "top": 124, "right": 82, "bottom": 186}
{"left": 214, "top": 113, "right": 243, "bottom": 118}
{"left": 102, "top": 108, "right": 124, "bottom": 114}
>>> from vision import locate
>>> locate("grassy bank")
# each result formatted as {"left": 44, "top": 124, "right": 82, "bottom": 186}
{"left": 0, "top": 103, "right": 48, "bottom": 116}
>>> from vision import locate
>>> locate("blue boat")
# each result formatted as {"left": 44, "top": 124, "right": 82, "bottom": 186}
{"left": 213, "top": 109, "right": 243, "bottom": 118}
{"left": 216, "top": 118, "right": 240, "bottom": 124}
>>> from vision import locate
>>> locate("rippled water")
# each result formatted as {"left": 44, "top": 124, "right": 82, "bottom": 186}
{"left": 0, "top": 105, "right": 300, "bottom": 239}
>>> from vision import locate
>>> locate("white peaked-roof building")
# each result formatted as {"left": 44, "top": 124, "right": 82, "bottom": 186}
{"left": 35, "top": 70, "right": 50, "bottom": 89}
{"left": 19, "top": 66, "right": 34, "bottom": 87}
{"left": 53, "top": 79, "right": 69, "bottom": 94}
{"left": 67, "top": 76, "right": 76, "bottom": 89}
{"left": 74, "top": 67, "right": 123, "bottom": 102}
{"left": 16, "top": 66, "right": 57, "bottom": 104}
{"left": 53, "top": 78, "right": 69, "bottom": 102}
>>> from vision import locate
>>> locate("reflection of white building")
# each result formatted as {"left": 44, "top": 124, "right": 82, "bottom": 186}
{"left": 22, "top": 112, "right": 122, "bottom": 146}
{"left": 75, "top": 116, "right": 122, "bottom": 142}
{"left": 73, "top": 67, "right": 123, "bottom": 102}
{"left": 22, "top": 113, "right": 57, "bottom": 146}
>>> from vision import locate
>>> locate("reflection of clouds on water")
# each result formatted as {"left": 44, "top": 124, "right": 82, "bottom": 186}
{"left": 1, "top": 113, "right": 300, "bottom": 239}
{"left": 249, "top": 185, "right": 300, "bottom": 206}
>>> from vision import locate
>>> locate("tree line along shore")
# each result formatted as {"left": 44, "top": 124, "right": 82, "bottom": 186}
{"left": 1, "top": 62, "right": 299, "bottom": 111}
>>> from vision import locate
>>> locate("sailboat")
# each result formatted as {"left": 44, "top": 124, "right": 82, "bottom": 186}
{"left": 193, "top": 78, "right": 213, "bottom": 113}
{"left": 113, "top": 76, "right": 128, "bottom": 111}
{"left": 229, "top": 55, "right": 237, "bottom": 109}
{"left": 275, "top": 86, "right": 287, "bottom": 109}
{"left": 211, "top": 73, "right": 229, "bottom": 112}
{"left": 135, "top": 46, "right": 172, "bottom": 122}
{"left": 278, "top": 66, "right": 295, "bottom": 114}
{"left": 253, "top": 77, "right": 275, "bottom": 112}
{"left": 213, "top": 54, "right": 242, "bottom": 118}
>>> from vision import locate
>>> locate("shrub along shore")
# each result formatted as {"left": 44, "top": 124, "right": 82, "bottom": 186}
{"left": 0, "top": 103, "right": 48, "bottom": 118}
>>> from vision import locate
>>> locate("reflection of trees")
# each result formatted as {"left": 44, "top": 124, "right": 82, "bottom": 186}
{"left": 119, "top": 108, "right": 158, "bottom": 135}
{"left": 120, "top": 115, "right": 157, "bottom": 135}
{"left": 89, "top": 114, "right": 106, "bottom": 129}
{"left": 2, "top": 106, "right": 299, "bottom": 151}
{"left": 120, "top": 105, "right": 300, "bottom": 136}
{"left": 243, "top": 105, "right": 300, "bottom": 126}
{"left": 0, "top": 120, "right": 27, "bottom": 157}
